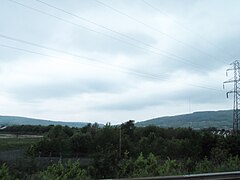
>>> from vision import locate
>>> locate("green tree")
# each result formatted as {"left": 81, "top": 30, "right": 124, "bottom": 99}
{"left": 195, "top": 157, "right": 213, "bottom": 173}
{"left": 119, "top": 153, "right": 159, "bottom": 178}
{"left": 121, "top": 120, "right": 136, "bottom": 156}
{"left": 92, "top": 145, "right": 119, "bottom": 179}
{"left": 158, "top": 158, "right": 181, "bottom": 176}
{"left": 0, "top": 164, "right": 12, "bottom": 180}
{"left": 210, "top": 147, "right": 228, "bottom": 164}
{"left": 70, "top": 133, "right": 93, "bottom": 154}
{"left": 33, "top": 161, "right": 89, "bottom": 180}
{"left": 118, "top": 151, "right": 133, "bottom": 178}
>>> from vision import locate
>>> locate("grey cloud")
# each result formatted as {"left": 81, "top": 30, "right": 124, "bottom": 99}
{"left": 135, "top": 0, "right": 240, "bottom": 73}
{"left": 97, "top": 95, "right": 166, "bottom": 111}
{"left": 7, "top": 78, "right": 124, "bottom": 101}
{"left": 0, "top": 45, "right": 23, "bottom": 62}
{"left": 95, "top": 86, "right": 226, "bottom": 111}
{"left": 172, "top": 88, "right": 226, "bottom": 104}
{"left": 65, "top": 28, "right": 157, "bottom": 55}
{"left": 0, "top": 0, "right": 239, "bottom": 122}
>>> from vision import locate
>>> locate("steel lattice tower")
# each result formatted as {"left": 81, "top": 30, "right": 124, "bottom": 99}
{"left": 223, "top": 60, "right": 240, "bottom": 134}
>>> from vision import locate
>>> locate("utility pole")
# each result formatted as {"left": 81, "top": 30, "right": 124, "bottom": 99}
{"left": 119, "top": 125, "right": 122, "bottom": 158}
{"left": 223, "top": 60, "right": 240, "bottom": 135}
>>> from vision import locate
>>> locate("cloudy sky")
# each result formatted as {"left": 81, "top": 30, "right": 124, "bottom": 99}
{"left": 0, "top": 0, "right": 239, "bottom": 124}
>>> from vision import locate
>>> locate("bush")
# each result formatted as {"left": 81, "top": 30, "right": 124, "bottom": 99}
{"left": 0, "top": 163, "right": 12, "bottom": 180}
{"left": 195, "top": 157, "right": 213, "bottom": 173}
{"left": 32, "top": 161, "right": 89, "bottom": 180}
{"left": 158, "top": 158, "right": 182, "bottom": 176}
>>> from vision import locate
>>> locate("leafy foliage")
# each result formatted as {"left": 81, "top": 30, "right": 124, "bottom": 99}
{"left": 0, "top": 164, "right": 12, "bottom": 180}
{"left": 2, "top": 122, "right": 240, "bottom": 179}
{"left": 136, "top": 110, "right": 233, "bottom": 129}
{"left": 32, "top": 161, "right": 89, "bottom": 180}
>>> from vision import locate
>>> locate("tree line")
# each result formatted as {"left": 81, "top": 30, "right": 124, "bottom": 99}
{"left": 1, "top": 121, "right": 240, "bottom": 179}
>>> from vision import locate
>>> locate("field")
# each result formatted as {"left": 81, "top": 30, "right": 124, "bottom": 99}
{"left": 0, "top": 132, "right": 92, "bottom": 170}
{"left": 0, "top": 134, "right": 42, "bottom": 151}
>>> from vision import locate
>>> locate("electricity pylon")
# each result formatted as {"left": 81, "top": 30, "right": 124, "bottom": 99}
{"left": 223, "top": 60, "right": 240, "bottom": 135}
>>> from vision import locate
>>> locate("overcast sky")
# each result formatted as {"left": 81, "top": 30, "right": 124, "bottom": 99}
{"left": 0, "top": 0, "right": 239, "bottom": 124}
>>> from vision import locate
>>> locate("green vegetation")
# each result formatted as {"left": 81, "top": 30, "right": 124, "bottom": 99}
{"left": 32, "top": 161, "right": 90, "bottom": 180}
{"left": 136, "top": 110, "right": 232, "bottom": 129}
{"left": 0, "top": 138, "right": 40, "bottom": 151}
{"left": 0, "top": 122, "right": 240, "bottom": 179}
{"left": 0, "top": 163, "right": 12, "bottom": 180}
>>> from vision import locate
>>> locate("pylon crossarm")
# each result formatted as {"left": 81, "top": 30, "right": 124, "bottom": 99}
{"left": 226, "top": 68, "right": 234, "bottom": 72}
{"left": 226, "top": 68, "right": 234, "bottom": 76}
{"left": 224, "top": 79, "right": 236, "bottom": 84}
{"left": 227, "top": 91, "right": 234, "bottom": 98}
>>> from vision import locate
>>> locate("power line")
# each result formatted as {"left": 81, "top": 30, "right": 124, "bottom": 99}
{"left": 35, "top": 0, "right": 213, "bottom": 72}
{"left": 0, "top": 42, "right": 221, "bottom": 92}
{"left": 0, "top": 41, "right": 168, "bottom": 80}
{"left": 141, "top": 0, "right": 235, "bottom": 59}
{"left": 2, "top": 34, "right": 214, "bottom": 89}
{"left": 35, "top": 0, "right": 201, "bottom": 67}
{"left": 0, "top": 44, "right": 57, "bottom": 59}
{"left": 6, "top": 0, "right": 209, "bottom": 73}
{"left": 95, "top": 0, "right": 227, "bottom": 64}
{"left": 2, "top": 0, "right": 223, "bottom": 92}
{"left": 0, "top": 33, "right": 211, "bottom": 86}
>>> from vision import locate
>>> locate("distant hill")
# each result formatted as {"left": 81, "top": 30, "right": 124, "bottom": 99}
{"left": 0, "top": 115, "right": 97, "bottom": 128}
{"left": 0, "top": 110, "right": 234, "bottom": 129}
{"left": 136, "top": 110, "right": 233, "bottom": 129}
